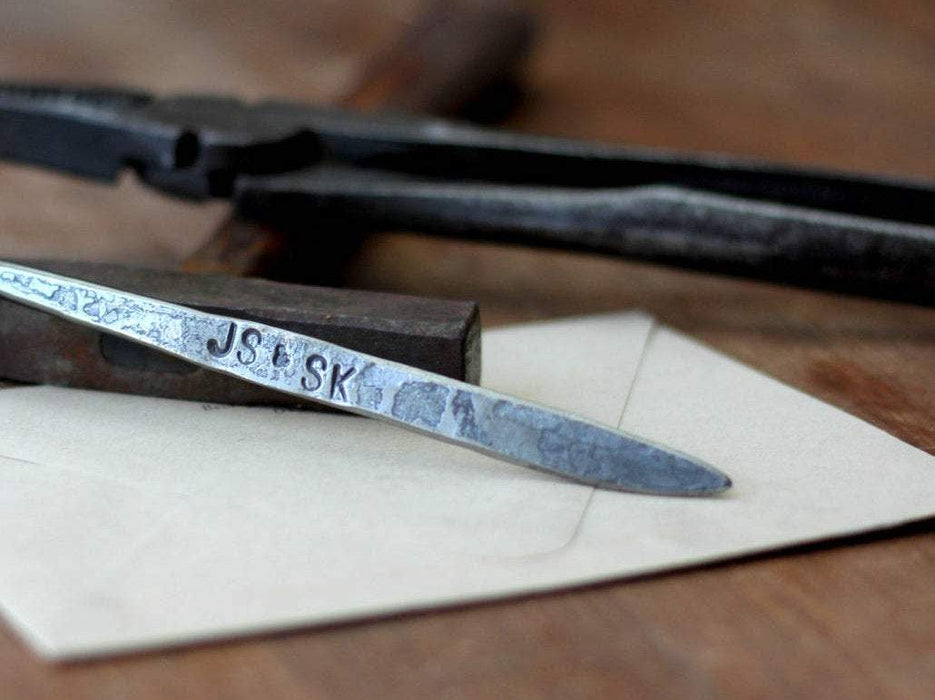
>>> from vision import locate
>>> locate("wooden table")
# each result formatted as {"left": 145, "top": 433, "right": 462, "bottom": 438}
{"left": 2, "top": 1, "right": 934, "bottom": 697}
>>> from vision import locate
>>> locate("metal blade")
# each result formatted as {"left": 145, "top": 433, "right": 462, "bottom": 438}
{"left": 0, "top": 261, "right": 730, "bottom": 497}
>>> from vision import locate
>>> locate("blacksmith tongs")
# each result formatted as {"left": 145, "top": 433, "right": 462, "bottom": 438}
{"left": 1, "top": 83, "right": 934, "bottom": 304}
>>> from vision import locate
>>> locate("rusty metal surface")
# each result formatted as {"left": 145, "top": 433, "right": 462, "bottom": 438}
{"left": 0, "top": 260, "right": 479, "bottom": 406}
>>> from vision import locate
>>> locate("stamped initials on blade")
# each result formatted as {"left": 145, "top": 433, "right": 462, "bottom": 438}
{"left": 0, "top": 261, "right": 731, "bottom": 496}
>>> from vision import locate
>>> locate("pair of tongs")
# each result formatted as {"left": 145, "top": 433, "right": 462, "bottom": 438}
{"left": 1, "top": 83, "right": 933, "bottom": 304}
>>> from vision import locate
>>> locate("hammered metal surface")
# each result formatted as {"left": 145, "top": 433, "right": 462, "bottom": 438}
{"left": 0, "top": 261, "right": 730, "bottom": 496}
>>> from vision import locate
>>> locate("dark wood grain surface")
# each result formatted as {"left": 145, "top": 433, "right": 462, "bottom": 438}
{"left": 1, "top": 1, "right": 935, "bottom": 697}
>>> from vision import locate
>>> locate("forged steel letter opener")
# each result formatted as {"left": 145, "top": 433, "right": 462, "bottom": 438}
{"left": 0, "top": 260, "right": 731, "bottom": 497}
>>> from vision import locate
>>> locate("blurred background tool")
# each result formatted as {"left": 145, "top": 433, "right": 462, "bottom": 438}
{"left": 183, "top": 0, "right": 534, "bottom": 282}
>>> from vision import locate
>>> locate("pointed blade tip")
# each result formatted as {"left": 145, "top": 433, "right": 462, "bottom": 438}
{"left": 665, "top": 464, "right": 732, "bottom": 497}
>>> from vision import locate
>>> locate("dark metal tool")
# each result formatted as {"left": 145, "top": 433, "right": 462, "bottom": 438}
{"left": 0, "top": 83, "right": 933, "bottom": 304}
{"left": 0, "top": 261, "right": 479, "bottom": 405}
{"left": 0, "top": 260, "right": 731, "bottom": 496}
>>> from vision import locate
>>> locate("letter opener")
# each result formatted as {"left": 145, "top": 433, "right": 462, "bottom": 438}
{"left": 0, "top": 261, "right": 731, "bottom": 496}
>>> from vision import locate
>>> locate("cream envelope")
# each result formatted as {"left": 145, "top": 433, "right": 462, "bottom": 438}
{"left": 0, "top": 312, "right": 933, "bottom": 660}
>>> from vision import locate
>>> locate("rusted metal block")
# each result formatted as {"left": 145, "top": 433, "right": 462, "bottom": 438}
{"left": 0, "top": 260, "right": 480, "bottom": 406}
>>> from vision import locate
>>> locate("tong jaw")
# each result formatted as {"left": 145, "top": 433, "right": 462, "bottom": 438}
{"left": 0, "top": 85, "right": 323, "bottom": 199}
